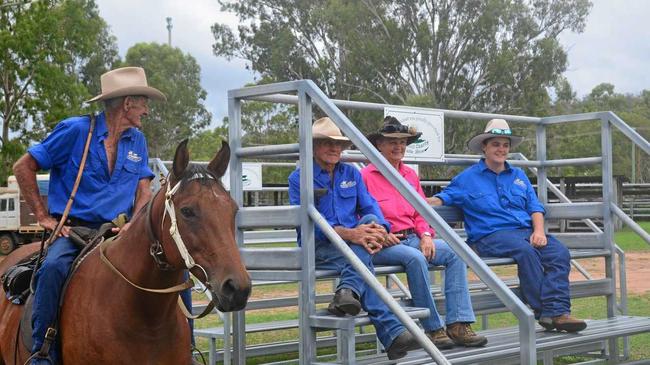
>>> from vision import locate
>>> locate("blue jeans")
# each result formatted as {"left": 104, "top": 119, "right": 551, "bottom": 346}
{"left": 373, "top": 235, "right": 475, "bottom": 331}
{"left": 315, "top": 215, "right": 405, "bottom": 348}
{"left": 472, "top": 228, "right": 571, "bottom": 319}
{"left": 31, "top": 236, "right": 80, "bottom": 364}
{"left": 31, "top": 237, "right": 196, "bottom": 363}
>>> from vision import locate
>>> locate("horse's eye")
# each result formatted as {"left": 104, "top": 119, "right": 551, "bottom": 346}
{"left": 180, "top": 207, "right": 195, "bottom": 218}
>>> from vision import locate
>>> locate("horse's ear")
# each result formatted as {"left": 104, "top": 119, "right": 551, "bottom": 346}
{"left": 172, "top": 139, "right": 190, "bottom": 182}
{"left": 207, "top": 140, "right": 230, "bottom": 178}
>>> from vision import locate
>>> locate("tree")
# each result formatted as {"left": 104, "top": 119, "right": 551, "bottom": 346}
{"left": 124, "top": 43, "right": 211, "bottom": 159}
{"left": 212, "top": 0, "right": 591, "bottom": 154}
{"left": 189, "top": 124, "right": 228, "bottom": 161}
{"left": 547, "top": 84, "right": 650, "bottom": 182}
{"left": 0, "top": 0, "right": 119, "bottom": 144}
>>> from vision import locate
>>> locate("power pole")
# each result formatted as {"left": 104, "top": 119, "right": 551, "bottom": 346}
{"left": 166, "top": 17, "right": 172, "bottom": 46}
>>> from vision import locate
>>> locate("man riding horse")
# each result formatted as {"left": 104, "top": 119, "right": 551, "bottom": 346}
{"left": 12, "top": 67, "right": 194, "bottom": 364}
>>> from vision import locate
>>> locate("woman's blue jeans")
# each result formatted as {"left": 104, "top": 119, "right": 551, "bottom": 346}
{"left": 373, "top": 235, "right": 476, "bottom": 331}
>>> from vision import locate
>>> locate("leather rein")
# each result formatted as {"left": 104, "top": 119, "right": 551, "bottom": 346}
{"left": 99, "top": 177, "right": 216, "bottom": 319}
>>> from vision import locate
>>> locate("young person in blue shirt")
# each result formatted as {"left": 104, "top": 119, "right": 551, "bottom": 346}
{"left": 288, "top": 117, "right": 420, "bottom": 360}
{"left": 429, "top": 118, "right": 587, "bottom": 333}
{"left": 13, "top": 67, "right": 193, "bottom": 364}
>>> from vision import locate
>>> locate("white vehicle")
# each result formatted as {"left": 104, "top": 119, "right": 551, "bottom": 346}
{"left": 0, "top": 175, "right": 48, "bottom": 255}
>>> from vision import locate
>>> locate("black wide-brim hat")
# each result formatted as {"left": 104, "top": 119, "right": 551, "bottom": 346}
{"left": 367, "top": 116, "right": 422, "bottom": 147}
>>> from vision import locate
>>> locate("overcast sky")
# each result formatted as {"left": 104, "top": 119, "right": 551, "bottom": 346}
{"left": 95, "top": 0, "right": 650, "bottom": 127}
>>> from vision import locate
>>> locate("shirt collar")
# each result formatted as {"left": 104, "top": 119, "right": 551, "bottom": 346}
{"left": 313, "top": 160, "right": 342, "bottom": 177}
{"left": 478, "top": 158, "right": 512, "bottom": 173}
{"left": 367, "top": 162, "right": 409, "bottom": 177}
{"left": 95, "top": 111, "right": 136, "bottom": 141}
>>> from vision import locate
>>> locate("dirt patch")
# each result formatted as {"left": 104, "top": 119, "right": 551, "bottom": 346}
{"left": 569, "top": 251, "right": 650, "bottom": 295}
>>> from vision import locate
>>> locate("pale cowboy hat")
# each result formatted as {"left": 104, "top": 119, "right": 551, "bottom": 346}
{"left": 366, "top": 116, "right": 422, "bottom": 147}
{"left": 312, "top": 117, "right": 350, "bottom": 143}
{"left": 86, "top": 67, "right": 167, "bottom": 103}
{"left": 467, "top": 118, "right": 524, "bottom": 154}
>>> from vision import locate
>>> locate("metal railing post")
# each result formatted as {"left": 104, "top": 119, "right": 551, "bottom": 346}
{"left": 297, "top": 88, "right": 317, "bottom": 364}
{"left": 228, "top": 95, "right": 247, "bottom": 365}
{"left": 601, "top": 116, "right": 619, "bottom": 361}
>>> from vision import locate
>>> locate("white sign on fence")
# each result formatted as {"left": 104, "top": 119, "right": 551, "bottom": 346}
{"left": 221, "top": 163, "right": 263, "bottom": 191}
{"left": 384, "top": 106, "right": 445, "bottom": 161}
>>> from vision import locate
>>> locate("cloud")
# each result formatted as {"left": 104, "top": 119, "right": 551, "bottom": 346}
{"left": 96, "top": 0, "right": 649, "bottom": 123}
{"left": 560, "top": 0, "right": 650, "bottom": 97}
{"left": 95, "top": 0, "right": 255, "bottom": 126}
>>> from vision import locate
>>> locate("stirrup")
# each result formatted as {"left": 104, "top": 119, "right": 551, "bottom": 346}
{"left": 29, "top": 327, "right": 57, "bottom": 364}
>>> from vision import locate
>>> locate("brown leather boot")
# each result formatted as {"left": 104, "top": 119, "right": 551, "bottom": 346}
{"left": 426, "top": 328, "right": 455, "bottom": 350}
{"left": 386, "top": 331, "right": 421, "bottom": 360}
{"left": 446, "top": 322, "right": 488, "bottom": 347}
{"left": 539, "top": 314, "right": 587, "bottom": 332}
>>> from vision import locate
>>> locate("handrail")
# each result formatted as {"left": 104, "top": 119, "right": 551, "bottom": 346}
{"left": 607, "top": 112, "right": 650, "bottom": 156}
{"left": 301, "top": 80, "right": 536, "bottom": 364}
{"left": 611, "top": 203, "right": 650, "bottom": 246}
{"left": 249, "top": 93, "right": 543, "bottom": 124}
{"left": 308, "top": 206, "right": 450, "bottom": 364}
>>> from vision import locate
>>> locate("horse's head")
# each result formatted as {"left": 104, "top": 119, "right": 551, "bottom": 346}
{"left": 155, "top": 139, "right": 251, "bottom": 312}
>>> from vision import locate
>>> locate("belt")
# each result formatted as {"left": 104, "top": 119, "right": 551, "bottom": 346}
{"left": 393, "top": 228, "right": 415, "bottom": 237}
{"left": 52, "top": 215, "right": 99, "bottom": 229}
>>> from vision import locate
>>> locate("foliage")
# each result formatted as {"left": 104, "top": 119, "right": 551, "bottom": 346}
{"left": 213, "top": 0, "right": 591, "bottom": 154}
{"left": 546, "top": 84, "right": 650, "bottom": 181}
{"left": 0, "top": 0, "right": 119, "bottom": 144}
{"left": 124, "top": 43, "right": 212, "bottom": 159}
{"left": 0, "top": 139, "right": 25, "bottom": 185}
{"left": 188, "top": 124, "right": 228, "bottom": 161}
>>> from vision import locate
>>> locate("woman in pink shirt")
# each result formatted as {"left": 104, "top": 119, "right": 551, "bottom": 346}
{"left": 361, "top": 116, "right": 486, "bottom": 348}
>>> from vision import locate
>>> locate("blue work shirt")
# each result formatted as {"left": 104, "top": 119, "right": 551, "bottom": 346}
{"left": 436, "top": 159, "right": 545, "bottom": 243}
{"left": 288, "top": 161, "right": 389, "bottom": 245}
{"left": 28, "top": 112, "right": 154, "bottom": 224}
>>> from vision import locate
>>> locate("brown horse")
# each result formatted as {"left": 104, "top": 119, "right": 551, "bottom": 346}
{"left": 0, "top": 140, "right": 251, "bottom": 364}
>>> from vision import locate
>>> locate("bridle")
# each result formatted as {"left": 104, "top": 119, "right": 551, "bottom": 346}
{"left": 99, "top": 175, "right": 219, "bottom": 319}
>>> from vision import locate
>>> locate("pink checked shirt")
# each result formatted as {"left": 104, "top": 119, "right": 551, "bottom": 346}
{"left": 360, "top": 163, "right": 434, "bottom": 238}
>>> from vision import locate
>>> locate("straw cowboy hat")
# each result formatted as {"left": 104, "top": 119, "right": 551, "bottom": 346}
{"left": 312, "top": 117, "right": 350, "bottom": 142}
{"left": 467, "top": 118, "right": 524, "bottom": 154}
{"left": 86, "top": 67, "right": 166, "bottom": 103}
{"left": 367, "top": 116, "right": 422, "bottom": 147}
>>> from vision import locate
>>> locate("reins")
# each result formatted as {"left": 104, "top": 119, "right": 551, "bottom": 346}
{"left": 99, "top": 176, "right": 216, "bottom": 319}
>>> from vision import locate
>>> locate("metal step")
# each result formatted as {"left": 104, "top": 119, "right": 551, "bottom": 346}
{"left": 310, "top": 306, "right": 430, "bottom": 330}
{"left": 351, "top": 316, "right": 650, "bottom": 364}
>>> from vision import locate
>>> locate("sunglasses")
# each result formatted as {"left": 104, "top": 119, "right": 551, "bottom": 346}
{"left": 488, "top": 128, "right": 512, "bottom": 135}
{"left": 382, "top": 124, "right": 410, "bottom": 134}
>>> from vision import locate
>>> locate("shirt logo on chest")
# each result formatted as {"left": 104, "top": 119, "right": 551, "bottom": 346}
{"left": 513, "top": 178, "right": 526, "bottom": 188}
{"left": 340, "top": 180, "right": 356, "bottom": 189}
{"left": 127, "top": 151, "right": 142, "bottom": 162}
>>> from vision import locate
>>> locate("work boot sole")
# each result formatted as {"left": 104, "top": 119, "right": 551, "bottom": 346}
{"left": 433, "top": 339, "right": 455, "bottom": 350}
{"left": 554, "top": 321, "right": 587, "bottom": 333}
{"left": 387, "top": 336, "right": 421, "bottom": 360}
{"left": 327, "top": 301, "right": 361, "bottom": 316}
{"left": 451, "top": 336, "right": 488, "bottom": 347}
{"left": 538, "top": 319, "right": 587, "bottom": 333}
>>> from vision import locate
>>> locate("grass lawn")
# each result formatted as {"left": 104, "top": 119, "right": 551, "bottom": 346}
{"left": 614, "top": 221, "right": 650, "bottom": 252}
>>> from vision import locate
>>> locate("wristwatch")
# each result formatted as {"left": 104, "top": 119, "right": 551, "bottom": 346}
{"left": 421, "top": 232, "right": 432, "bottom": 238}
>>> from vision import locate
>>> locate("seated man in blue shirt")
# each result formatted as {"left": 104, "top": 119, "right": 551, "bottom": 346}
{"left": 288, "top": 117, "right": 420, "bottom": 360}
{"left": 429, "top": 118, "right": 587, "bottom": 333}
{"left": 13, "top": 67, "right": 193, "bottom": 364}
